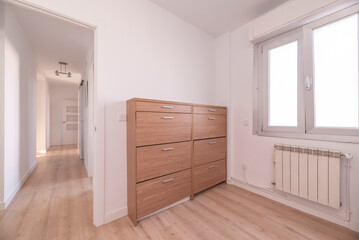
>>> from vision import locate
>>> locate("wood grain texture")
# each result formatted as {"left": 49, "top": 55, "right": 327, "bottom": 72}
{"left": 136, "top": 141, "right": 191, "bottom": 182}
{"left": 193, "top": 114, "right": 226, "bottom": 140}
{"left": 136, "top": 101, "right": 192, "bottom": 113}
{"left": 194, "top": 137, "right": 226, "bottom": 166}
{"left": 136, "top": 112, "right": 192, "bottom": 146}
{"left": 193, "top": 106, "right": 227, "bottom": 115}
{"left": 127, "top": 100, "right": 137, "bottom": 225}
{"left": 136, "top": 169, "right": 191, "bottom": 219}
{"left": 128, "top": 97, "right": 226, "bottom": 108}
{"left": 0, "top": 147, "right": 358, "bottom": 240}
{"left": 193, "top": 159, "right": 226, "bottom": 194}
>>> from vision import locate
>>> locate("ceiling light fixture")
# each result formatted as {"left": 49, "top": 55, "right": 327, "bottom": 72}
{"left": 55, "top": 62, "right": 72, "bottom": 78}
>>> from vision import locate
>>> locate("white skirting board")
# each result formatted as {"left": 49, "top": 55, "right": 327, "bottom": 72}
{"left": 351, "top": 220, "right": 359, "bottom": 233}
{"left": 0, "top": 201, "right": 5, "bottom": 210}
{"left": 104, "top": 207, "right": 128, "bottom": 224}
{"left": 5, "top": 161, "right": 37, "bottom": 208}
{"left": 228, "top": 178, "right": 359, "bottom": 232}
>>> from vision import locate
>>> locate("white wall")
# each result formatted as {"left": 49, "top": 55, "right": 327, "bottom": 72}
{"left": 0, "top": 2, "right": 5, "bottom": 210}
{"left": 13, "top": 0, "right": 214, "bottom": 224}
{"left": 100, "top": 1, "right": 215, "bottom": 222}
{"left": 36, "top": 75, "right": 49, "bottom": 153}
{"left": 13, "top": 0, "right": 216, "bottom": 224}
{"left": 3, "top": 4, "right": 37, "bottom": 207}
{"left": 215, "top": 16, "right": 359, "bottom": 234}
{"left": 49, "top": 82, "right": 78, "bottom": 146}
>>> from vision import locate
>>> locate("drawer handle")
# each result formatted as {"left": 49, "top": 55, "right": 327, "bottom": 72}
{"left": 162, "top": 178, "right": 174, "bottom": 183}
{"left": 162, "top": 106, "right": 174, "bottom": 109}
{"left": 208, "top": 142, "right": 216, "bottom": 145}
{"left": 208, "top": 109, "right": 216, "bottom": 112}
{"left": 162, "top": 148, "right": 174, "bottom": 151}
{"left": 208, "top": 117, "right": 216, "bottom": 120}
{"left": 208, "top": 165, "right": 216, "bottom": 169}
{"left": 162, "top": 117, "right": 174, "bottom": 119}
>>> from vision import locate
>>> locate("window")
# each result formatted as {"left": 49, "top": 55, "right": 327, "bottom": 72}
{"left": 256, "top": 5, "right": 359, "bottom": 140}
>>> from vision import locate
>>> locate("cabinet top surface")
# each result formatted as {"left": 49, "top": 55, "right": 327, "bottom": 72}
{"left": 127, "top": 98, "right": 227, "bottom": 109}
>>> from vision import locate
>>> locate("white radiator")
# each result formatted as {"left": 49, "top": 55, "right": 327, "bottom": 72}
{"left": 274, "top": 145, "right": 341, "bottom": 209}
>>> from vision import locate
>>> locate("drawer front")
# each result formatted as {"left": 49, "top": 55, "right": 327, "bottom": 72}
{"left": 194, "top": 159, "right": 226, "bottom": 194}
{"left": 194, "top": 138, "right": 226, "bottom": 166}
{"left": 194, "top": 106, "right": 226, "bottom": 115}
{"left": 136, "top": 101, "right": 192, "bottom": 113}
{"left": 137, "top": 141, "right": 191, "bottom": 182}
{"left": 193, "top": 114, "right": 226, "bottom": 140}
{"left": 137, "top": 169, "right": 191, "bottom": 219}
{"left": 136, "top": 112, "right": 192, "bottom": 146}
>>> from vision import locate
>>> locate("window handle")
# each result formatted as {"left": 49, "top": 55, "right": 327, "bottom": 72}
{"left": 305, "top": 76, "right": 312, "bottom": 91}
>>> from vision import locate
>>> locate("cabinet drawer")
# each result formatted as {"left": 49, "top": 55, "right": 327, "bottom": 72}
{"left": 193, "top": 114, "right": 226, "bottom": 140}
{"left": 136, "top": 112, "right": 192, "bottom": 146}
{"left": 194, "top": 106, "right": 226, "bottom": 115}
{"left": 137, "top": 169, "right": 191, "bottom": 219}
{"left": 194, "top": 138, "right": 226, "bottom": 166}
{"left": 137, "top": 141, "right": 191, "bottom": 182}
{"left": 136, "top": 101, "right": 192, "bottom": 113}
{"left": 194, "top": 160, "right": 226, "bottom": 194}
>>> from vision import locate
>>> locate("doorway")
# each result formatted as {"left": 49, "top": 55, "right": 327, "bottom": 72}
{"left": 0, "top": 0, "right": 98, "bottom": 225}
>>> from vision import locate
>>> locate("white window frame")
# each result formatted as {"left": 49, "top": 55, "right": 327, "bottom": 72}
{"left": 259, "top": 29, "right": 305, "bottom": 133}
{"left": 255, "top": 4, "right": 359, "bottom": 143}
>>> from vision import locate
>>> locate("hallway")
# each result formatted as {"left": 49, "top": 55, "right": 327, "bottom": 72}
{"left": 0, "top": 145, "right": 94, "bottom": 239}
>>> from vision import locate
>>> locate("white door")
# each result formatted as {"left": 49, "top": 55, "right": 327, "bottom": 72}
{"left": 62, "top": 101, "right": 79, "bottom": 145}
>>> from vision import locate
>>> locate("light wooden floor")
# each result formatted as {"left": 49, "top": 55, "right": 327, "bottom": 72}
{"left": 0, "top": 145, "right": 358, "bottom": 240}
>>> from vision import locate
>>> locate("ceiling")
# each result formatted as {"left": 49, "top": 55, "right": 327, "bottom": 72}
{"left": 149, "top": 0, "right": 288, "bottom": 37}
{"left": 11, "top": 4, "right": 94, "bottom": 85}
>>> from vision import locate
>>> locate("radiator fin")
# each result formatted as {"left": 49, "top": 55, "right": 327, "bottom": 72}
{"left": 299, "top": 148, "right": 308, "bottom": 199}
{"left": 329, "top": 152, "right": 340, "bottom": 209}
{"left": 290, "top": 149, "right": 299, "bottom": 196}
{"left": 275, "top": 147, "right": 283, "bottom": 191}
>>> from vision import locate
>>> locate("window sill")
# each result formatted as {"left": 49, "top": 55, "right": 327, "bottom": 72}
{"left": 256, "top": 131, "right": 359, "bottom": 144}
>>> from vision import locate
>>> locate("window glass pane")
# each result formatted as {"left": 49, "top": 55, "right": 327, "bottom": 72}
{"left": 313, "top": 14, "right": 359, "bottom": 128}
{"left": 268, "top": 41, "right": 298, "bottom": 127}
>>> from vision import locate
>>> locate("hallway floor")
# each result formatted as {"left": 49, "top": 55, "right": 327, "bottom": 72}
{"left": 0, "top": 145, "right": 358, "bottom": 240}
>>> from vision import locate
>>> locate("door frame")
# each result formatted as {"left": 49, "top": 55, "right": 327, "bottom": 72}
{"left": 2, "top": 0, "right": 105, "bottom": 226}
